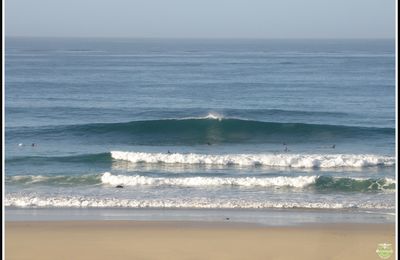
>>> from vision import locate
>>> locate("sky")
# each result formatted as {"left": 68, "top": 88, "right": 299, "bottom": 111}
{"left": 5, "top": 0, "right": 396, "bottom": 38}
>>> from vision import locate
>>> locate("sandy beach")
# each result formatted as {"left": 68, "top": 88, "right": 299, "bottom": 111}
{"left": 5, "top": 221, "right": 395, "bottom": 260}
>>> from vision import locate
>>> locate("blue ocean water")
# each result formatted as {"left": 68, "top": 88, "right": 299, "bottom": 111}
{"left": 5, "top": 38, "right": 396, "bottom": 221}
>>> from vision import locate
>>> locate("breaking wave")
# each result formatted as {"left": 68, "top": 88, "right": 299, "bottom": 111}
{"left": 7, "top": 172, "right": 395, "bottom": 192}
{"left": 100, "top": 172, "right": 395, "bottom": 191}
{"left": 111, "top": 151, "right": 395, "bottom": 168}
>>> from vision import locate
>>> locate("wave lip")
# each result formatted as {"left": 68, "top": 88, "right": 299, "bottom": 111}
{"left": 189, "top": 112, "right": 224, "bottom": 121}
{"left": 111, "top": 151, "right": 395, "bottom": 168}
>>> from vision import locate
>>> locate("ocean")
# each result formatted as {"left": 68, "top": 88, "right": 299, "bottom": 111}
{"left": 5, "top": 38, "right": 396, "bottom": 224}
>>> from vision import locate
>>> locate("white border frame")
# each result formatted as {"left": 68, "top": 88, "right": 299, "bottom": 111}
{"left": 1, "top": 2, "right": 398, "bottom": 259}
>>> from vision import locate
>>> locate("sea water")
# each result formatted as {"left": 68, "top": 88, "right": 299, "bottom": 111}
{"left": 5, "top": 38, "right": 396, "bottom": 224}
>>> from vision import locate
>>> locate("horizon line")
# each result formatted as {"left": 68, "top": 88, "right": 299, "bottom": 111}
{"left": 4, "top": 35, "right": 396, "bottom": 41}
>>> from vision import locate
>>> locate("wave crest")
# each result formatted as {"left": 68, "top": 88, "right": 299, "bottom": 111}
{"left": 9, "top": 118, "right": 394, "bottom": 145}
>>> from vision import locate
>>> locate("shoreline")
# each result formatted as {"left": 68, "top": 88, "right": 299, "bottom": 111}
{"left": 5, "top": 207, "right": 396, "bottom": 226}
{"left": 6, "top": 220, "right": 396, "bottom": 260}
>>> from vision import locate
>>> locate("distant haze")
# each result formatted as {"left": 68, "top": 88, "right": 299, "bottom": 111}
{"left": 5, "top": 0, "right": 396, "bottom": 38}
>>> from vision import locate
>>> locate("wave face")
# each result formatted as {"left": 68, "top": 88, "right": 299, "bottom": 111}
{"left": 8, "top": 118, "right": 394, "bottom": 145}
{"left": 111, "top": 151, "right": 395, "bottom": 168}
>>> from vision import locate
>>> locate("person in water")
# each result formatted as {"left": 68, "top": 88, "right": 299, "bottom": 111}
{"left": 167, "top": 150, "right": 171, "bottom": 154}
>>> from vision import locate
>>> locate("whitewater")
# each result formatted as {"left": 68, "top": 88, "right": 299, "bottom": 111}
{"left": 111, "top": 151, "right": 395, "bottom": 168}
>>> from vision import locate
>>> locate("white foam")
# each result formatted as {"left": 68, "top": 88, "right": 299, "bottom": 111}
{"left": 8, "top": 175, "right": 50, "bottom": 184}
{"left": 100, "top": 172, "right": 317, "bottom": 188}
{"left": 383, "top": 178, "right": 397, "bottom": 185}
{"left": 203, "top": 112, "right": 224, "bottom": 120}
{"left": 181, "top": 112, "right": 225, "bottom": 121}
{"left": 111, "top": 151, "right": 395, "bottom": 168}
{"left": 5, "top": 195, "right": 394, "bottom": 210}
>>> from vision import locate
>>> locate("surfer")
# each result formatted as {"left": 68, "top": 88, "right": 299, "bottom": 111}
{"left": 284, "top": 145, "right": 289, "bottom": 152}
{"left": 332, "top": 144, "right": 336, "bottom": 149}
{"left": 167, "top": 150, "right": 171, "bottom": 154}
{"left": 31, "top": 143, "right": 36, "bottom": 147}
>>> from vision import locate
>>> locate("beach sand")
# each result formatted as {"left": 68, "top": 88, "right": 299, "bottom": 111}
{"left": 5, "top": 221, "right": 395, "bottom": 260}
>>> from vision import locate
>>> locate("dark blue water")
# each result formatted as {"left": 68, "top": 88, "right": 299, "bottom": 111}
{"left": 5, "top": 38, "right": 396, "bottom": 217}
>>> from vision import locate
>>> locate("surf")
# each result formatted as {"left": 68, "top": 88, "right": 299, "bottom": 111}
{"left": 111, "top": 151, "right": 395, "bottom": 168}
{"left": 5, "top": 194, "right": 395, "bottom": 209}
{"left": 100, "top": 172, "right": 395, "bottom": 191}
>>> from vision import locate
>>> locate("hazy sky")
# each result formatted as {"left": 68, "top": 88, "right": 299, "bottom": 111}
{"left": 5, "top": 0, "right": 396, "bottom": 38}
